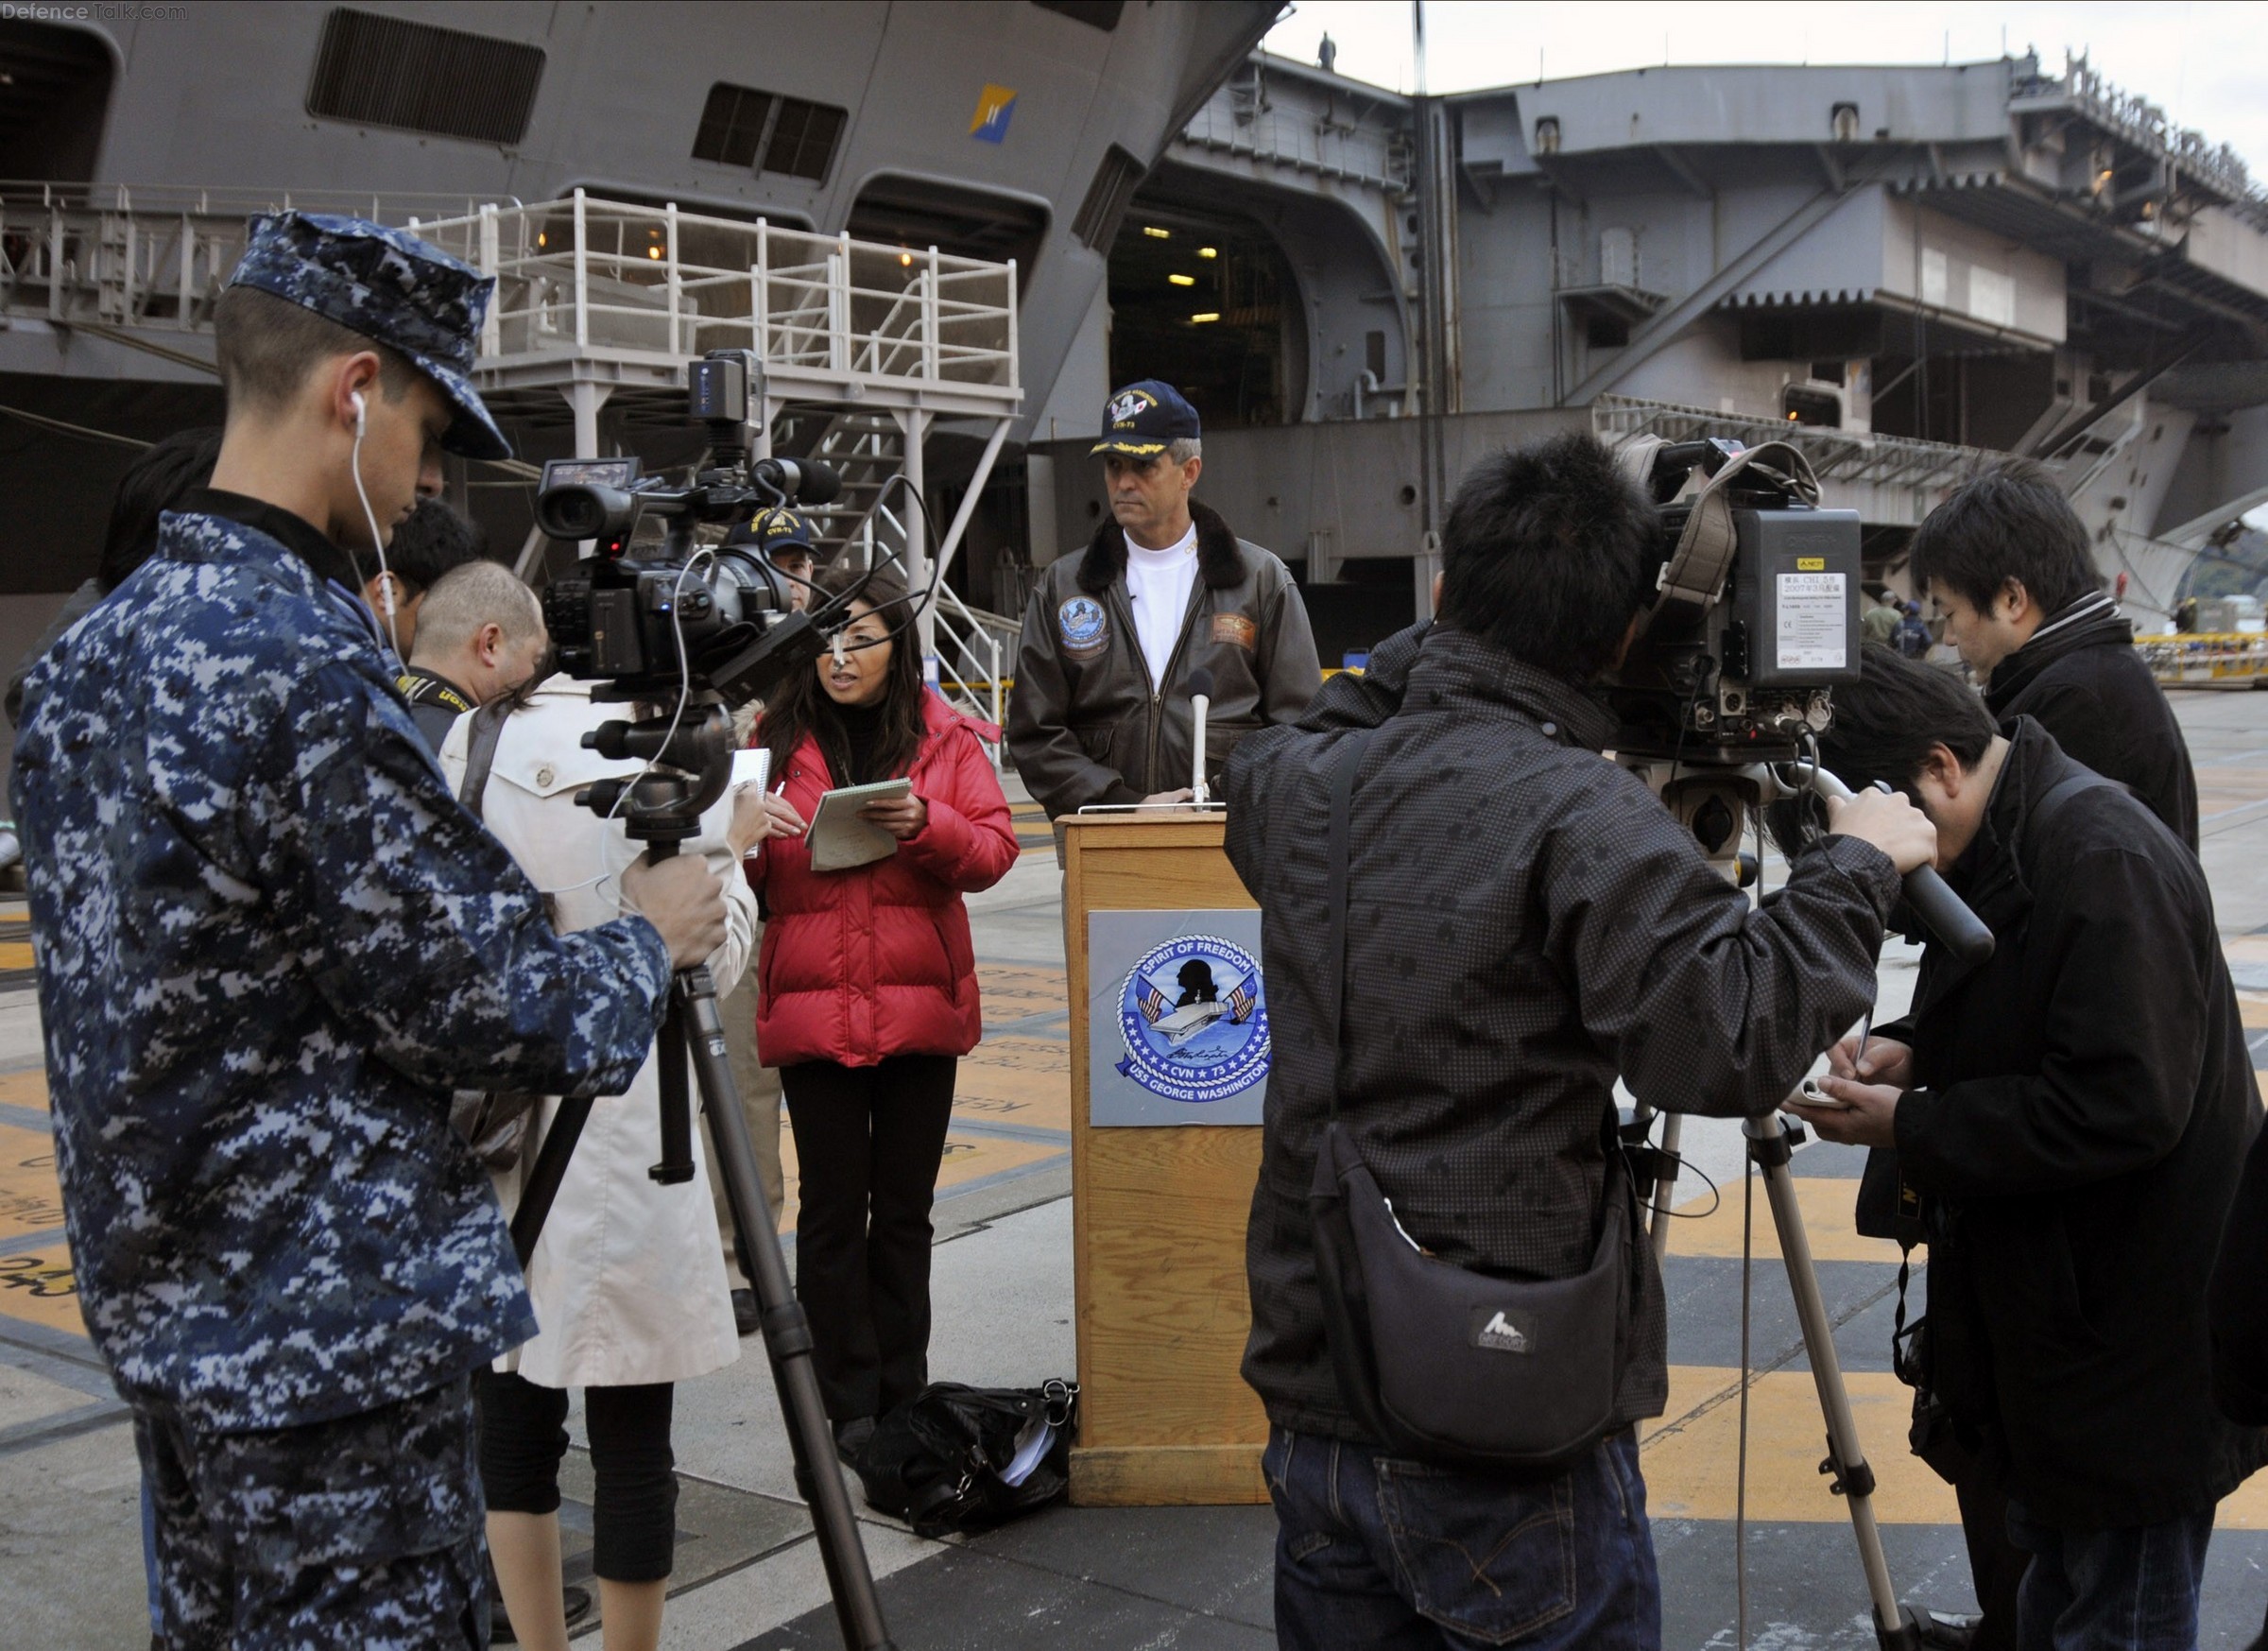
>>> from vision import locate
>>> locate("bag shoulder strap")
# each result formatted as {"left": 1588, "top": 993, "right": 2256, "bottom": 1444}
{"left": 456, "top": 698, "right": 512, "bottom": 823}
{"left": 1320, "top": 726, "right": 1630, "bottom": 1237}
{"left": 1323, "top": 730, "right": 1378, "bottom": 1123}
{"left": 2025, "top": 770, "right": 2111, "bottom": 839}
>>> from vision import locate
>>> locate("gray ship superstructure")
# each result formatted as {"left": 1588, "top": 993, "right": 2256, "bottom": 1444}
{"left": 1037, "top": 47, "right": 2268, "bottom": 651}
{"left": 9, "top": 8, "right": 2268, "bottom": 685}
{"left": 0, "top": 0, "right": 1277, "bottom": 751}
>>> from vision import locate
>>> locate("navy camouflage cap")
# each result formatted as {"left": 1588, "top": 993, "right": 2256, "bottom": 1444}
{"left": 1091, "top": 379, "right": 1201, "bottom": 458}
{"left": 228, "top": 211, "right": 512, "bottom": 461}
{"left": 725, "top": 507, "right": 816, "bottom": 556}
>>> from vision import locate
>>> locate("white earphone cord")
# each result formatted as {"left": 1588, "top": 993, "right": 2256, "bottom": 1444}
{"left": 348, "top": 391, "right": 404, "bottom": 664}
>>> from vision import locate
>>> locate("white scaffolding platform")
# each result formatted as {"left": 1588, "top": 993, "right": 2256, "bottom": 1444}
{"left": 0, "top": 184, "right": 1024, "bottom": 737}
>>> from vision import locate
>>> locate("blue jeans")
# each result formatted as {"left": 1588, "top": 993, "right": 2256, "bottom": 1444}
{"left": 1263, "top": 1424, "right": 1659, "bottom": 1650}
{"left": 2005, "top": 1499, "right": 2213, "bottom": 1651}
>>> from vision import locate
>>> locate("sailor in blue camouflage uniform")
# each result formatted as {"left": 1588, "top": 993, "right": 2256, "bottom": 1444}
{"left": 10, "top": 213, "right": 730, "bottom": 1648}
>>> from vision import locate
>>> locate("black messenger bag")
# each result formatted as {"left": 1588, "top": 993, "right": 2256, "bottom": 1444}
{"left": 1307, "top": 730, "right": 1638, "bottom": 1476}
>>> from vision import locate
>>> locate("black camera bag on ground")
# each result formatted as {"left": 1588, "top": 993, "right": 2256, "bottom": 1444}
{"left": 853, "top": 1380, "right": 1079, "bottom": 1537}
{"left": 1307, "top": 731, "right": 1638, "bottom": 1477}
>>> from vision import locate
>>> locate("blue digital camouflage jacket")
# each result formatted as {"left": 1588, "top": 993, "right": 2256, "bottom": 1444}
{"left": 11, "top": 506, "right": 674, "bottom": 1432}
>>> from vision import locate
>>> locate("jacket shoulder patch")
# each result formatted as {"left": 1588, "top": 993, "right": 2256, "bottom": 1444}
{"left": 1058, "top": 595, "right": 1109, "bottom": 660}
{"left": 1211, "top": 612, "right": 1258, "bottom": 651}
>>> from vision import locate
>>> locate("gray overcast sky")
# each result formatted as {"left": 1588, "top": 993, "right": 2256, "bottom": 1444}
{"left": 1263, "top": 2, "right": 2268, "bottom": 182}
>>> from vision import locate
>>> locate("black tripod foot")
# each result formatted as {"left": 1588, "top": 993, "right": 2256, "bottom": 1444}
{"left": 1875, "top": 1604, "right": 1983, "bottom": 1649}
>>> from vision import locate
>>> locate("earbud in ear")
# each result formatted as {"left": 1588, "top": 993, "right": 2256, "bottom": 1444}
{"left": 350, "top": 389, "right": 367, "bottom": 431}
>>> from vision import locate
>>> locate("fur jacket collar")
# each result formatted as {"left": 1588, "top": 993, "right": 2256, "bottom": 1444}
{"left": 1075, "top": 500, "right": 1245, "bottom": 596}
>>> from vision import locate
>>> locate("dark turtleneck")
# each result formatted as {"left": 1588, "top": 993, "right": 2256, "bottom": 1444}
{"left": 827, "top": 697, "right": 886, "bottom": 786}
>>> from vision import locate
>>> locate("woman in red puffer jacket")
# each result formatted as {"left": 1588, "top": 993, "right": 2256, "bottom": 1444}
{"left": 746, "top": 566, "right": 1017, "bottom": 1464}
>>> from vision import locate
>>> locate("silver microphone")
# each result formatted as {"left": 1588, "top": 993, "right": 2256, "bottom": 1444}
{"left": 1187, "top": 666, "right": 1214, "bottom": 805}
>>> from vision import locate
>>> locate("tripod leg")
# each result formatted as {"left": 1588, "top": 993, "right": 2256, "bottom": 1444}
{"left": 1744, "top": 1113, "right": 1926, "bottom": 1650}
{"left": 509, "top": 1094, "right": 596, "bottom": 1267}
{"left": 650, "top": 995, "right": 696, "bottom": 1185}
{"left": 677, "top": 967, "right": 899, "bottom": 1651}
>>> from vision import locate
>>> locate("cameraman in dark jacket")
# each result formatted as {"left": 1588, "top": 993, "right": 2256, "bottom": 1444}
{"left": 1224, "top": 434, "right": 1933, "bottom": 1648}
{"left": 1914, "top": 459, "right": 2198, "bottom": 850}
{"left": 1789, "top": 647, "right": 2265, "bottom": 1651}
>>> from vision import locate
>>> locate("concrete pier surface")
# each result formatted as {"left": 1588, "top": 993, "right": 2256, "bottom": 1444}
{"left": 5, "top": 686, "right": 2266, "bottom": 1648}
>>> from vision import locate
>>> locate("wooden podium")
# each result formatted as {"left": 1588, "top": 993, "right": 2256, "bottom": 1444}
{"left": 1062, "top": 812, "right": 1270, "bottom": 1506}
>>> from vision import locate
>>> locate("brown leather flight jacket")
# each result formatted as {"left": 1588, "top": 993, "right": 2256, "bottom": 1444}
{"left": 1006, "top": 501, "right": 1320, "bottom": 819}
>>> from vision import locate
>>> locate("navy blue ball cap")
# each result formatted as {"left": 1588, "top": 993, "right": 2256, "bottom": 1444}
{"left": 228, "top": 211, "right": 512, "bottom": 462}
{"left": 724, "top": 506, "right": 816, "bottom": 555}
{"left": 1091, "top": 379, "right": 1200, "bottom": 458}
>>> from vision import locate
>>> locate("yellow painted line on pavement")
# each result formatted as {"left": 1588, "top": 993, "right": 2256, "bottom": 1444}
{"left": 978, "top": 964, "right": 1073, "bottom": 1022}
{"left": 0, "top": 1068, "right": 49, "bottom": 1109}
{"left": 955, "top": 1035, "right": 1073, "bottom": 1133}
{"left": 1641, "top": 1366, "right": 2268, "bottom": 1526}
{"left": 0, "top": 1240, "right": 83, "bottom": 1337}
{"left": 1641, "top": 1366, "right": 1957, "bottom": 1523}
{"left": 0, "top": 942, "right": 32, "bottom": 969}
{"left": 0, "top": 1123, "right": 65, "bottom": 1240}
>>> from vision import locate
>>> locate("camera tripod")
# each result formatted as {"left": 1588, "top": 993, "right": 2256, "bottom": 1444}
{"left": 1628, "top": 758, "right": 1987, "bottom": 1651}
{"left": 508, "top": 699, "right": 898, "bottom": 1651}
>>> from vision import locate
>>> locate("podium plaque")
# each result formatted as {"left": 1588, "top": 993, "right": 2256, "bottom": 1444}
{"left": 1062, "top": 812, "right": 1270, "bottom": 1506}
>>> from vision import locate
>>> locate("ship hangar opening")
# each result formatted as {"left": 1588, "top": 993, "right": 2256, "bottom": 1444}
{"left": 1071, "top": 163, "right": 1421, "bottom": 662}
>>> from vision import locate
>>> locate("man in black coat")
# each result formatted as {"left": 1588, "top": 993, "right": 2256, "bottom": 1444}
{"left": 1912, "top": 458, "right": 2198, "bottom": 849}
{"left": 1224, "top": 435, "right": 1935, "bottom": 1649}
{"left": 1790, "top": 648, "right": 2264, "bottom": 1650}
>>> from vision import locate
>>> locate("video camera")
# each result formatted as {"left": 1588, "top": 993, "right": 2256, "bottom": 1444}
{"left": 533, "top": 350, "right": 843, "bottom": 710}
{"left": 1606, "top": 437, "right": 1863, "bottom": 763}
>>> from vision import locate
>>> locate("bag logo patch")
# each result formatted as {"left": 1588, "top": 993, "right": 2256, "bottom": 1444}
{"left": 1470, "top": 1306, "right": 1533, "bottom": 1354}
{"left": 1058, "top": 596, "right": 1108, "bottom": 658}
{"left": 1211, "top": 613, "right": 1258, "bottom": 651}
{"left": 1114, "top": 934, "right": 1271, "bottom": 1105}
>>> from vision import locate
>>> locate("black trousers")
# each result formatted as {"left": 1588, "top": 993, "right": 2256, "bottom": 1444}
{"left": 1953, "top": 1453, "right": 2026, "bottom": 1649}
{"left": 782, "top": 1054, "right": 958, "bottom": 1421}
{"left": 475, "top": 1369, "right": 678, "bottom": 1584}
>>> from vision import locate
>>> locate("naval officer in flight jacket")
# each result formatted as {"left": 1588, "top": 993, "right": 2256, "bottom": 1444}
{"left": 1008, "top": 380, "right": 1319, "bottom": 830}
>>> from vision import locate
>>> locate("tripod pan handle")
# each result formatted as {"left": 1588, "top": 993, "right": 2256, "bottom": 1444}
{"left": 1900, "top": 863, "right": 1994, "bottom": 966}
{"left": 1802, "top": 768, "right": 1995, "bottom": 967}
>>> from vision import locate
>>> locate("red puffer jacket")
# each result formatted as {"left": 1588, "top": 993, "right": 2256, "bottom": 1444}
{"left": 748, "top": 694, "right": 1018, "bottom": 1068}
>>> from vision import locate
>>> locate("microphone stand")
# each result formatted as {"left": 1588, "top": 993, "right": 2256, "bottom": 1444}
{"left": 1188, "top": 666, "right": 1214, "bottom": 806}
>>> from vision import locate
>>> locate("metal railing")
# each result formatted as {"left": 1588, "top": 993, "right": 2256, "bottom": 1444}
{"left": 0, "top": 186, "right": 1021, "bottom": 404}
{"left": 2134, "top": 632, "right": 2268, "bottom": 686}
{"left": 2013, "top": 53, "right": 2268, "bottom": 225}
{"left": 933, "top": 585, "right": 1020, "bottom": 740}
{"left": 0, "top": 182, "right": 517, "bottom": 333}
{"left": 1592, "top": 395, "right": 1980, "bottom": 491}
{"left": 407, "top": 192, "right": 1019, "bottom": 397}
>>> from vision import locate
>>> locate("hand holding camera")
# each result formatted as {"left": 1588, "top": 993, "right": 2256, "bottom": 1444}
{"left": 1824, "top": 788, "right": 1937, "bottom": 874}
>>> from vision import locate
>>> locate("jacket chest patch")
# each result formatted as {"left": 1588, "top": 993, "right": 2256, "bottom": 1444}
{"left": 1058, "top": 596, "right": 1109, "bottom": 660}
{"left": 1211, "top": 612, "right": 1257, "bottom": 651}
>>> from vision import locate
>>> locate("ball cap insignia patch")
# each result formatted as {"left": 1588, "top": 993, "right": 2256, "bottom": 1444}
{"left": 1091, "top": 379, "right": 1201, "bottom": 458}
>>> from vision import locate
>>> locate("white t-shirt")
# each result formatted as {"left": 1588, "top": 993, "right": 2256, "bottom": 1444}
{"left": 1125, "top": 520, "right": 1199, "bottom": 691}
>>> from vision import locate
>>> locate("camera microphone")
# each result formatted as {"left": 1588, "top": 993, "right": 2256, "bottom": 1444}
{"left": 751, "top": 457, "right": 843, "bottom": 507}
{"left": 1188, "top": 666, "right": 1215, "bottom": 805}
